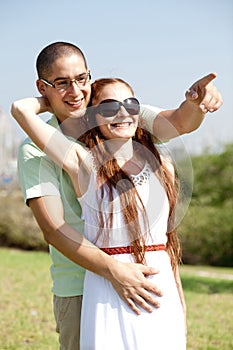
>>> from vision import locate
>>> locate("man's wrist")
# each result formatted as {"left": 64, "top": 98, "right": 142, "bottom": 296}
{"left": 181, "top": 99, "right": 206, "bottom": 117}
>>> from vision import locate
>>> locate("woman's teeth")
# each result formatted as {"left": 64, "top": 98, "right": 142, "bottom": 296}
{"left": 111, "top": 122, "right": 132, "bottom": 128}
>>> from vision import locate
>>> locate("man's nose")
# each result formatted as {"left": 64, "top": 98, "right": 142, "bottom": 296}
{"left": 67, "top": 80, "right": 82, "bottom": 94}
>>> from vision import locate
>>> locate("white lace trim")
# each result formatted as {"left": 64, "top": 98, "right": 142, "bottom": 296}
{"left": 91, "top": 153, "right": 151, "bottom": 186}
{"left": 130, "top": 163, "right": 151, "bottom": 186}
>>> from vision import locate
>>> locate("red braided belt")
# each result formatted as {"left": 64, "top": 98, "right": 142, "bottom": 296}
{"left": 101, "top": 244, "right": 166, "bottom": 255}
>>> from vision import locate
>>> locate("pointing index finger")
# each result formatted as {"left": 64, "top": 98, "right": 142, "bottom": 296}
{"left": 198, "top": 72, "right": 217, "bottom": 87}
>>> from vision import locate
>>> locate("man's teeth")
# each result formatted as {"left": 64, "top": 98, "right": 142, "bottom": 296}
{"left": 68, "top": 99, "right": 83, "bottom": 105}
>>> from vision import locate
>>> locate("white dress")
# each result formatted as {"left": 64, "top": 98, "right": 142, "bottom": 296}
{"left": 79, "top": 163, "right": 186, "bottom": 350}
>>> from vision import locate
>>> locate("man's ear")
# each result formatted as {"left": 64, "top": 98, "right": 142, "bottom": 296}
{"left": 36, "top": 79, "right": 46, "bottom": 96}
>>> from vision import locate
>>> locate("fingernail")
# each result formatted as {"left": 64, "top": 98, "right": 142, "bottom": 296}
{"left": 201, "top": 104, "right": 208, "bottom": 113}
{"left": 189, "top": 89, "right": 198, "bottom": 99}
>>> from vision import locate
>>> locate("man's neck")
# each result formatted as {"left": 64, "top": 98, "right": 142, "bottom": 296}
{"left": 59, "top": 117, "right": 86, "bottom": 140}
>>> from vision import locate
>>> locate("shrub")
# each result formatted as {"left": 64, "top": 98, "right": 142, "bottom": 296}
{"left": 179, "top": 204, "right": 233, "bottom": 266}
{"left": 0, "top": 189, "right": 48, "bottom": 251}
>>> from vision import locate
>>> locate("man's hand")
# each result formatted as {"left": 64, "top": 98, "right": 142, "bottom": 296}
{"left": 37, "top": 96, "right": 54, "bottom": 114}
{"left": 109, "top": 260, "right": 162, "bottom": 315}
{"left": 185, "top": 72, "right": 223, "bottom": 113}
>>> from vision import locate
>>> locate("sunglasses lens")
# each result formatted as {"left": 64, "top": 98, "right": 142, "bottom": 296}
{"left": 97, "top": 100, "right": 120, "bottom": 117}
{"left": 124, "top": 98, "right": 140, "bottom": 115}
{"left": 97, "top": 98, "right": 140, "bottom": 118}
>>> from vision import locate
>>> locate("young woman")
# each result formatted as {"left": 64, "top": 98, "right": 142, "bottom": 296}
{"left": 12, "top": 78, "right": 186, "bottom": 349}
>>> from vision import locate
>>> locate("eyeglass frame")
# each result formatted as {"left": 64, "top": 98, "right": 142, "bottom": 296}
{"left": 40, "top": 72, "right": 91, "bottom": 91}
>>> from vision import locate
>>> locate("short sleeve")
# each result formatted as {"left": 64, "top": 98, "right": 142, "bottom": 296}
{"left": 140, "top": 104, "right": 165, "bottom": 143}
{"left": 18, "top": 140, "right": 60, "bottom": 205}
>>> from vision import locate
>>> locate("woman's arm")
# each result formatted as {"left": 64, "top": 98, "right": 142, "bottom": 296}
{"left": 174, "top": 265, "right": 186, "bottom": 317}
{"left": 161, "top": 156, "right": 187, "bottom": 329}
{"left": 11, "top": 97, "right": 90, "bottom": 197}
{"left": 174, "top": 265, "right": 187, "bottom": 336}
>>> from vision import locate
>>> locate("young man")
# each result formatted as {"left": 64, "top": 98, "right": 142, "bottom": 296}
{"left": 17, "top": 42, "right": 222, "bottom": 349}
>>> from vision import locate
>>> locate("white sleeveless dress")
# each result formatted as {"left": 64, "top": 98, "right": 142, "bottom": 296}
{"left": 79, "top": 163, "right": 186, "bottom": 350}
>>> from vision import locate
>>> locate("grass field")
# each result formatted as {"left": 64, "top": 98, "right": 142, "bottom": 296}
{"left": 0, "top": 248, "right": 232, "bottom": 350}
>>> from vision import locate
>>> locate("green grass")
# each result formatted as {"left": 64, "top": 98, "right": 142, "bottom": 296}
{"left": 0, "top": 249, "right": 232, "bottom": 349}
{"left": 0, "top": 249, "right": 58, "bottom": 349}
{"left": 180, "top": 265, "right": 233, "bottom": 350}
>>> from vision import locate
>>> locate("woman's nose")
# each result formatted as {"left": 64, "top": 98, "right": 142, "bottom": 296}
{"left": 117, "top": 105, "right": 129, "bottom": 116}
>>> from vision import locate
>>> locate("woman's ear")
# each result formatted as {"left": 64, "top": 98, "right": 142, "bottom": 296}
{"left": 36, "top": 79, "right": 46, "bottom": 96}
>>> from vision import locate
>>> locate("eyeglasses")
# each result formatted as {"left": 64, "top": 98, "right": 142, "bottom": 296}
{"left": 95, "top": 97, "right": 140, "bottom": 118}
{"left": 40, "top": 72, "right": 91, "bottom": 91}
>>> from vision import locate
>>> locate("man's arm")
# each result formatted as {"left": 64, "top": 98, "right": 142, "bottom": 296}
{"left": 29, "top": 195, "right": 163, "bottom": 315}
{"left": 141, "top": 73, "right": 223, "bottom": 141}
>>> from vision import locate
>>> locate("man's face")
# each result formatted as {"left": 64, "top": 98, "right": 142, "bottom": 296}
{"left": 37, "top": 54, "right": 91, "bottom": 123}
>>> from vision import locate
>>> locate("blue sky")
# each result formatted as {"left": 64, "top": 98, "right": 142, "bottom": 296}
{"left": 1, "top": 0, "right": 232, "bottom": 154}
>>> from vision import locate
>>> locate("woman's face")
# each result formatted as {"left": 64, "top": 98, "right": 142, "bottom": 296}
{"left": 94, "top": 83, "right": 139, "bottom": 140}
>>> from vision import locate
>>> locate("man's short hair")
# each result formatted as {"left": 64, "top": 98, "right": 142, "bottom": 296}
{"left": 36, "top": 41, "right": 87, "bottom": 79}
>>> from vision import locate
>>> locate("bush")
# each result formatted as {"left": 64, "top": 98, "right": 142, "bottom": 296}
{"left": 191, "top": 144, "right": 233, "bottom": 206}
{"left": 0, "top": 189, "right": 48, "bottom": 251}
{"left": 178, "top": 144, "right": 233, "bottom": 267}
{"left": 179, "top": 204, "right": 233, "bottom": 266}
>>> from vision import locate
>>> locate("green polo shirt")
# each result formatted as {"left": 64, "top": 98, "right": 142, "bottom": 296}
{"left": 17, "top": 116, "right": 85, "bottom": 297}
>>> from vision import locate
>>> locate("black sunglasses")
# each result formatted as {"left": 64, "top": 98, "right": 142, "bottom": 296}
{"left": 95, "top": 97, "right": 140, "bottom": 118}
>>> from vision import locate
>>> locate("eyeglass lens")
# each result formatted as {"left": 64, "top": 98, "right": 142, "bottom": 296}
{"left": 53, "top": 73, "right": 90, "bottom": 90}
